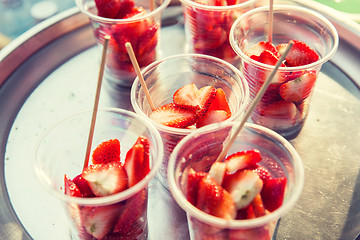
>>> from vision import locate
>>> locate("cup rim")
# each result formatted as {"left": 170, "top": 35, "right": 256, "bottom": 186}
{"left": 167, "top": 122, "right": 305, "bottom": 229}
{"left": 75, "top": 0, "right": 171, "bottom": 23}
{"left": 33, "top": 107, "right": 164, "bottom": 206}
{"left": 130, "top": 53, "right": 250, "bottom": 136}
{"left": 229, "top": 4, "right": 339, "bottom": 71}
{"left": 180, "top": 0, "right": 256, "bottom": 11}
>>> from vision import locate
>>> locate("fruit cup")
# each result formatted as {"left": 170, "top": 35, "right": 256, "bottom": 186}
{"left": 33, "top": 108, "right": 163, "bottom": 240}
{"left": 180, "top": 0, "right": 256, "bottom": 66}
{"left": 168, "top": 121, "right": 304, "bottom": 240}
{"left": 229, "top": 5, "right": 339, "bottom": 139}
{"left": 75, "top": 0, "right": 170, "bottom": 88}
{"left": 131, "top": 53, "right": 250, "bottom": 189}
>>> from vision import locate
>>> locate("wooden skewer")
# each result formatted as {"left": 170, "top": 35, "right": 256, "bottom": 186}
{"left": 83, "top": 35, "right": 110, "bottom": 170}
{"left": 268, "top": 0, "right": 274, "bottom": 43}
{"left": 150, "top": 0, "right": 154, "bottom": 11}
{"left": 125, "top": 42, "right": 155, "bottom": 111}
{"left": 215, "top": 41, "right": 294, "bottom": 163}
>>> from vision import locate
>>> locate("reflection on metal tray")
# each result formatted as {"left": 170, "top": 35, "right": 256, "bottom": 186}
{"left": 0, "top": 1, "right": 360, "bottom": 240}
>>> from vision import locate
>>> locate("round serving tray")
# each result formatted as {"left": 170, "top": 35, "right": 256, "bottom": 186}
{"left": 1, "top": 1, "right": 360, "bottom": 239}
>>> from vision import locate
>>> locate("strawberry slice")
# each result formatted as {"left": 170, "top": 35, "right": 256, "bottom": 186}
{"left": 207, "top": 88, "right": 231, "bottom": 115}
{"left": 225, "top": 150, "right": 262, "bottom": 173}
{"left": 64, "top": 174, "right": 82, "bottom": 197}
{"left": 278, "top": 40, "right": 319, "bottom": 67}
{"left": 91, "top": 139, "right": 120, "bottom": 164}
{"left": 82, "top": 161, "right": 128, "bottom": 197}
{"left": 115, "top": 0, "right": 135, "bottom": 18}
{"left": 73, "top": 174, "right": 95, "bottom": 197}
{"left": 253, "top": 165, "right": 272, "bottom": 183}
{"left": 250, "top": 193, "right": 266, "bottom": 218}
{"left": 124, "top": 136, "right": 151, "bottom": 187}
{"left": 258, "top": 50, "right": 280, "bottom": 66}
{"left": 261, "top": 177, "right": 287, "bottom": 212}
{"left": 223, "top": 169, "right": 263, "bottom": 210}
{"left": 279, "top": 71, "right": 317, "bottom": 102}
{"left": 196, "top": 110, "right": 230, "bottom": 128}
{"left": 95, "top": 0, "right": 121, "bottom": 18}
{"left": 186, "top": 168, "right": 208, "bottom": 206}
{"left": 150, "top": 103, "right": 198, "bottom": 128}
{"left": 258, "top": 100, "right": 297, "bottom": 118}
{"left": 196, "top": 174, "right": 236, "bottom": 219}
{"left": 245, "top": 41, "right": 280, "bottom": 58}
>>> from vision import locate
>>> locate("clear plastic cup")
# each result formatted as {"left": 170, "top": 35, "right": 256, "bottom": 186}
{"left": 75, "top": 0, "right": 170, "bottom": 88}
{"left": 131, "top": 53, "right": 250, "bottom": 189}
{"left": 168, "top": 122, "right": 304, "bottom": 240}
{"left": 180, "top": 0, "right": 256, "bottom": 66}
{"left": 230, "top": 5, "right": 339, "bottom": 139}
{"left": 33, "top": 108, "right": 163, "bottom": 240}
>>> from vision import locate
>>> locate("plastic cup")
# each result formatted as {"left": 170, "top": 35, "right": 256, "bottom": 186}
{"left": 75, "top": 0, "right": 170, "bottom": 88}
{"left": 230, "top": 5, "right": 339, "bottom": 139}
{"left": 180, "top": 0, "right": 256, "bottom": 66}
{"left": 168, "top": 122, "right": 304, "bottom": 240}
{"left": 33, "top": 108, "right": 163, "bottom": 240}
{"left": 131, "top": 53, "right": 250, "bottom": 189}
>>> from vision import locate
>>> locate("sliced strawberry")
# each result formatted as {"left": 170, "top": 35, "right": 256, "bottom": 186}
{"left": 279, "top": 71, "right": 317, "bottom": 102}
{"left": 95, "top": 0, "right": 121, "bottom": 18}
{"left": 223, "top": 169, "right": 263, "bottom": 210}
{"left": 258, "top": 100, "right": 297, "bottom": 118}
{"left": 258, "top": 50, "right": 281, "bottom": 66}
{"left": 225, "top": 150, "right": 262, "bottom": 173}
{"left": 91, "top": 139, "right": 120, "bottom": 164}
{"left": 261, "top": 177, "right": 287, "bottom": 212}
{"left": 187, "top": 168, "right": 208, "bottom": 206}
{"left": 64, "top": 174, "right": 82, "bottom": 197}
{"left": 73, "top": 174, "right": 95, "bottom": 197}
{"left": 196, "top": 174, "right": 236, "bottom": 219}
{"left": 196, "top": 110, "right": 230, "bottom": 128}
{"left": 253, "top": 165, "right": 272, "bottom": 183}
{"left": 82, "top": 161, "right": 128, "bottom": 197}
{"left": 279, "top": 40, "right": 319, "bottom": 67}
{"left": 251, "top": 193, "right": 266, "bottom": 218}
{"left": 150, "top": 103, "right": 198, "bottom": 128}
{"left": 122, "top": 6, "right": 146, "bottom": 19}
{"left": 207, "top": 88, "right": 231, "bottom": 115}
{"left": 124, "top": 136, "right": 150, "bottom": 187}
{"left": 245, "top": 41, "right": 280, "bottom": 58}
{"left": 115, "top": 0, "right": 135, "bottom": 18}
{"left": 80, "top": 204, "right": 124, "bottom": 239}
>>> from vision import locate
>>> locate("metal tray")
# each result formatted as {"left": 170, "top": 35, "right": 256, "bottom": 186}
{"left": 0, "top": 1, "right": 360, "bottom": 239}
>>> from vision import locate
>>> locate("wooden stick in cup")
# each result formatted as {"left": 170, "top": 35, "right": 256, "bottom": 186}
{"left": 268, "top": 0, "right": 274, "bottom": 42}
{"left": 125, "top": 42, "right": 156, "bottom": 111}
{"left": 83, "top": 35, "right": 110, "bottom": 170}
{"left": 215, "top": 41, "right": 294, "bottom": 162}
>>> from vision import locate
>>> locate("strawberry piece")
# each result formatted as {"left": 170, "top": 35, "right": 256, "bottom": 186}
{"left": 73, "top": 174, "right": 95, "bottom": 197}
{"left": 253, "top": 165, "right": 272, "bottom": 183}
{"left": 150, "top": 103, "right": 198, "bottom": 128}
{"left": 124, "top": 136, "right": 151, "bottom": 187}
{"left": 186, "top": 168, "right": 208, "bottom": 206}
{"left": 95, "top": 0, "right": 121, "bottom": 18}
{"left": 64, "top": 174, "right": 82, "bottom": 197}
{"left": 82, "top": 161, "right": 128, "bottom": 197}
{"left": 223, "top": 169, "right": 263, "bottom": 210}
{"left": 91, "top": 139, "right": 120, "bottom": 164}
{"left": 258, "top": 100, "right": 297, "bottom": 118}
{"left": 225, "top": 150, "right": 262, "bottom": 173}
{"left": 207, "top": 88, "right": 231, "bottom": 115}
{"left": 80, "top": 204, "right": 124, "bottom": 239}
{"left": 115, "top": 0, "right": 135, "bottom": 18}
{"left": 251, "top": 193, "right": 266, "bottom": 218}
{"left": 196, "top": 174, "right": 236, "bottom": 219}
{"left": 279, "top": 71, "right": 317, "bottom": 102}
{"left": 261, "top": 177, "right": 287, "bottom": 212}
{"left": 196, "top": 110, "right": 230, "bottom": 128}
{"left": 279, "top": 40, "right": 319, "bottom": 67}
{"left": 245, "top": 41, "right": 280, "bottom": 58}
{"left": 258, "top": 50, "right": 281, "bottom": 66}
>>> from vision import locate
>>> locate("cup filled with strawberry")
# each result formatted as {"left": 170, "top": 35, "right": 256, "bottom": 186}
{"left": 168, "top": 121, "right": 304, "bottom": 240}
{"left": 75, "top": 0, "right": 170, "bottom": 88}
{"left": 180, "top": 0, "right": 256, "bottom": 66}
{"left": 33, "top": 108, "right": 164, "bottom": 240}
{"left": 131, "top": 54, "right": 250, "bottom": 188}
{"left": 229, "top": 5, "right": 339, "bottom": 139}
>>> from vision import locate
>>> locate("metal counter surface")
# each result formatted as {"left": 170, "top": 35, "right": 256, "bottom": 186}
{"left": 0, "top": 2, "right": 360, "bottom": 240}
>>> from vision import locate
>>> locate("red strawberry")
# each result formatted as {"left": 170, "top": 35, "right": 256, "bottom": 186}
{"left": 259, "top": 100, "right": 297, "bottom": 118}
{"left": 122, "top": 6, "right": 146, "bottom": 19}
{"left": 186, "top": 168, "right": 208, "bottom": 206}
{"left": 225, "top": 150, "right": 262, "bottom": 173}
{"left": 257, "top": 50, "right": 280, "bottom": 66}
{"left": 150, "top": 103, "right": 198, "bottom": 128}
{"left": 261, "top": 177, "right": 287, "bottom": 212}
{"left": 253, "top": 165, "right": 272, "bottom": 183}
{"left": 91, "top": 139, "right": 120, "bottom": 164}
{"left": 250, "top": 193, "right": 266, "bottom": 218}
{"left": 82, "top": 161, "right": 128, "bottom": 197}
{"left": 115, "top": 0, "right": 135, "bottom": 18}
{"left": 95, "top": 0, "right": 121, "bottom": 18}
{"left": 124, "top": 136, "right": 151, "bottom": 187}
{"left": 64, "top": 174, "right": 82, "bottom": 197}
{"left": 279, "top": 71, "right": 317, "bottom": 102}
{"left": 279, "top": 40, "right": 319, "bottom": 67}
{"left": 196, "top": 174, "right": 236, "bottom": 219}
{"left": 245, "top": 41, "right": 280, "bottom": 58}
{"left": 207, "top": 88, "right": 231, "bottom": 115}
{"left": 73, "top": 174, "right": 95, "bottom": 197}
{"left": 196, "top": 110, "right": 230, "bottom": 128}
